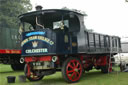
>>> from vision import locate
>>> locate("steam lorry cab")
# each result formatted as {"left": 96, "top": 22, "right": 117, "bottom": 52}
{"left": 19, "top": 7, "right": 121, "bottom": 83}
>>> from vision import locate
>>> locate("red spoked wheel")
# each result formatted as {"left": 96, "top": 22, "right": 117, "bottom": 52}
{"left": 24, "top": 64, "right": 44, "bottom": 81}
{"left": 62, "top": 57, "right": 83, "bottom": 83}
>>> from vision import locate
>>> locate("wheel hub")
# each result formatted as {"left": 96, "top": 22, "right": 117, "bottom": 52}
{"left": 74, "top": 68, "right": 78, "bottom": 72}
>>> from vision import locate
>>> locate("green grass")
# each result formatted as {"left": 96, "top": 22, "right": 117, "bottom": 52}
{"left": 0, "top": 64, "right": 128, "bottom": 85}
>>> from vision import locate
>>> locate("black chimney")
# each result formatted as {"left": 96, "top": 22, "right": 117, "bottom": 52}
{"left": 35, "top": 5, "right": 43, "bottom": 11}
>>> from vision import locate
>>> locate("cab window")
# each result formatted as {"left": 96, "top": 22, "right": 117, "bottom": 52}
{"left": 53, "top": 20, "right": 69, "bottom": 30}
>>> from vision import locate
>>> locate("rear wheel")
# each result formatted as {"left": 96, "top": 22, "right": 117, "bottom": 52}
{"left": 101, "top": 63, "right": 112, "bottom": 73}
{"left": 62, "top": 57, "right": 83, "bottom": 83}
{"left": 24, "top": 64, "right": 44, "bottom": 81}
{"left": 101, "top": 66, "right": 109, "bottom": 73}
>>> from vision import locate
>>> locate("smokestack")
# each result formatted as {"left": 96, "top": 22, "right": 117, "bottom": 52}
{"left": 35, "top": 5, "right": 43, "bottom": 11}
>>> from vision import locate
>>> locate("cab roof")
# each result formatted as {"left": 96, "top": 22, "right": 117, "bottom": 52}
{"left": 18, "top": 9, "right": 86, "bottom": 21}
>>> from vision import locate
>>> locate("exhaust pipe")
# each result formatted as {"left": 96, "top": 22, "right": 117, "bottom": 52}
{"left": 20, "top": 57, "right": 24, "bottom": 63}
{"left": 35, "top": 5, "right": 43, "bottom": 11}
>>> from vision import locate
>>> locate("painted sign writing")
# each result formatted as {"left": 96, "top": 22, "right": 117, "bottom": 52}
{"left": 21, "top": 35, "right": 54, "bottom": 46}
{"left": 25, "top": 48, "right": 48, "bottom": 53}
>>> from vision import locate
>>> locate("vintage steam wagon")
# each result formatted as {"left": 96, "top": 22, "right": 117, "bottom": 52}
{"left": 0, "top": 27, "right": 24, "bottom": 71}
{"left": 18, "top": 6, "right": 121, "bottom": 83}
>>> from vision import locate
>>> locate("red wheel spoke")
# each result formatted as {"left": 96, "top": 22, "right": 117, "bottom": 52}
{"left": 72, "top": 61, "right": 76, "bottom": 67}
{"left": 68, "top": 72, "right": 74, "bottom": 81}
{"left": 76, "top": 63, "right": 79, "bottom": 68}
{"left": 75, "top": 71, "right": 80, "bottom": 76}
{"left": 68, "top": 63, "right": 74, "bottom": 69}
{"left": 67, "top": 70, "right": 74, "bottom": 73}
{"left": 78, "top": 67, "right": 82, "bottom": 70}
{"left": 74, "top": 72, "right": 77, "bottom": 79}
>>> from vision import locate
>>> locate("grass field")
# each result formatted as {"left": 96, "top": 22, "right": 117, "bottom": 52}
{"left": 0, "top": 64, "right": 128, "bottom": 85}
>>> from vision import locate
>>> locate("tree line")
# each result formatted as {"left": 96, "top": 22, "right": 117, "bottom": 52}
{"left": 0, "top": 0, "right": 32, "bottom": 29}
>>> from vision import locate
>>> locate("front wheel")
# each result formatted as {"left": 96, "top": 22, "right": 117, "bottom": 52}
{"left": 62, "top": 57, "right": 83, "bottom": 83}
{"left": 24, "top": 64, "right": 44, "bottom": 81}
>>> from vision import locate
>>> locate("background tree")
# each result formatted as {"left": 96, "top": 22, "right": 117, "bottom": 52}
{"left": 0, "top": 0, "right": 32, "bottom": 28}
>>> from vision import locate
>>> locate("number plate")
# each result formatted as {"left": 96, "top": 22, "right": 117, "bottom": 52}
{"left": 32, "top": 62, "right": 43, "bottom": 66}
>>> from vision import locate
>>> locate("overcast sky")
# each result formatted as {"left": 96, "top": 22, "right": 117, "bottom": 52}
{"left": 30, "top": 0, "right": 128, "bottom": 41}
